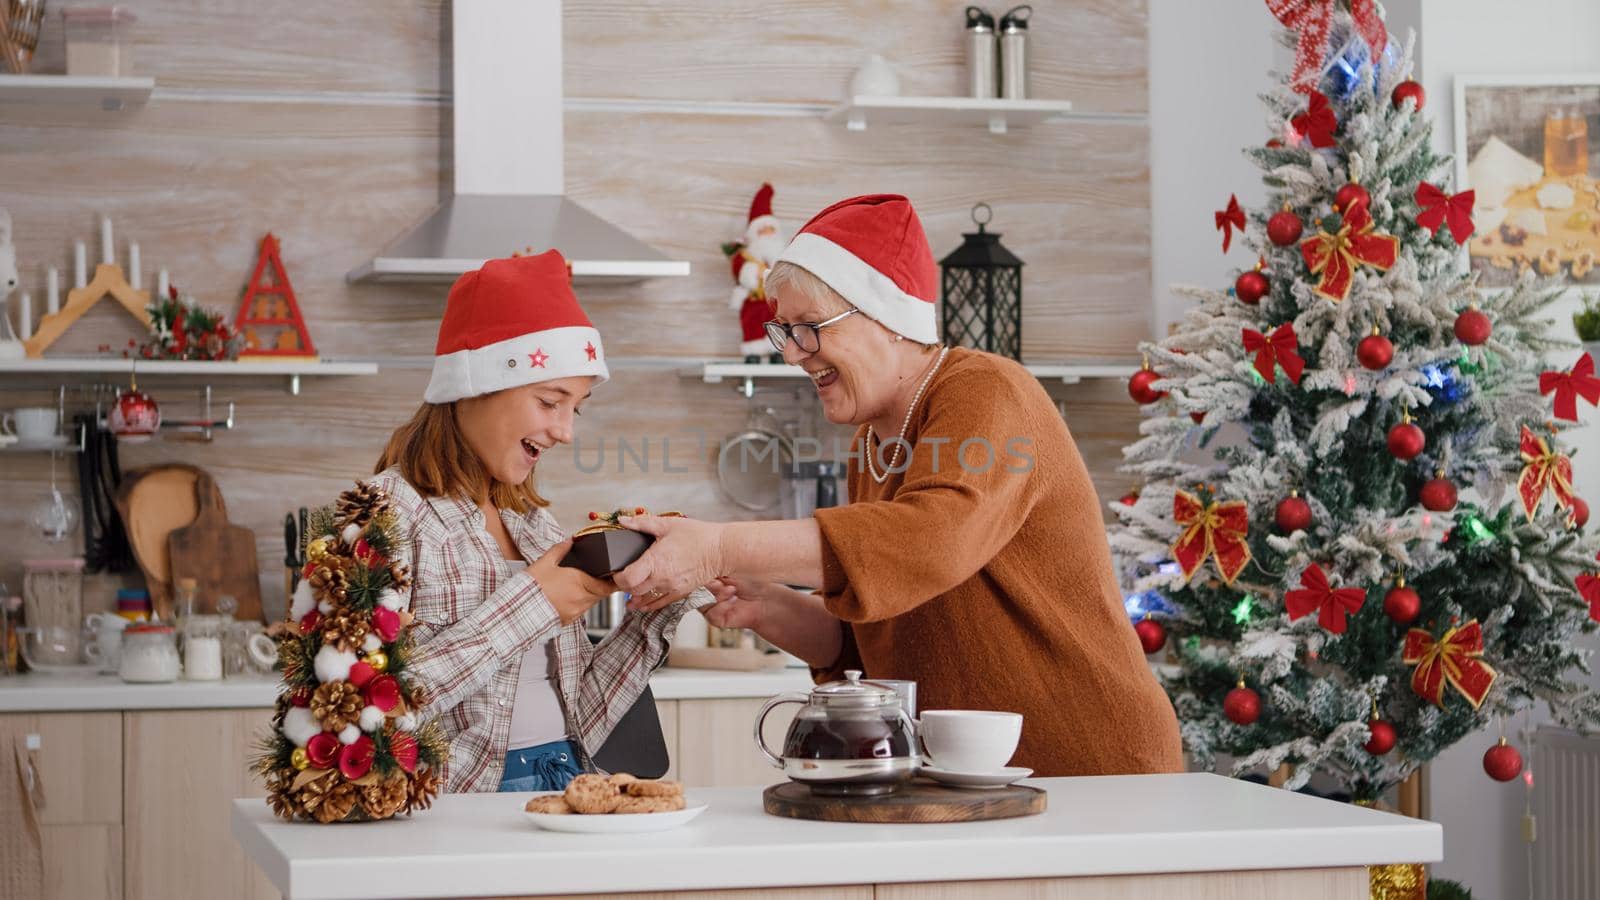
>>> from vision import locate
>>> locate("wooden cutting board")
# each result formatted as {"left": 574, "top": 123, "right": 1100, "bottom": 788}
{"left": 762, "top": 779, "right": 1046, "bottom": 824}
{"left": 115, "top": 465, "right": 224, "bottom": 620}
{"left": 167, "top": 471, "right": 263, "bottom": 622}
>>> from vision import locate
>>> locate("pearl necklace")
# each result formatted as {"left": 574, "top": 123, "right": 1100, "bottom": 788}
{"left": 865, "top": 345, "right": 950, "bottom": 484}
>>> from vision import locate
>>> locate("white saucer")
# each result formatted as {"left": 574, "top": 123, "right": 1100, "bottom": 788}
{"left": 524, "top": 802, "right": 708, "bottom": 833}
{"left": 921, "top": 765, "right": 1033, "bottom": 789}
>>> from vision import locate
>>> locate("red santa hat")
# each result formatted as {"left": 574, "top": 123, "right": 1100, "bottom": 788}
{"left": 424, "top": 250, "right": 608, "bottom": 404}
{"left": 774, "top": 194, "right": 938, "bottom": 344}
{"left": 745, "top": 183, "right": 778, "bottom": 239}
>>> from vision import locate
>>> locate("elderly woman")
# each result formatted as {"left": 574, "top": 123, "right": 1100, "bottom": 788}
{"left": 619, "top": 195, "right": 1182, "bottom": 776}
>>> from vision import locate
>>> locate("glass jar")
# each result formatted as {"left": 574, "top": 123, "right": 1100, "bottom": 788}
{"left": 118, "top": 623, "right": 180, "bottom": 683}
{"left": 182, "top": 615, "right": 224, "bottom": 681}
{"left": 1543, "top": 101, "right": 1589, "bottom": 179}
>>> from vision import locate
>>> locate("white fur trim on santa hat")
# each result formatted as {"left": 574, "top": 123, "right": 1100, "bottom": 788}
{"left": 282, "top": 707, "right": 319, "bottom": 747}
{"left": 777, "top": 232, "right": 938, "bottom": 343}
{"left": 425, "top": 325, "right": 609, "bottom": 404}
{"left": 314, "top": 645, "right": 358, "bottom": 683}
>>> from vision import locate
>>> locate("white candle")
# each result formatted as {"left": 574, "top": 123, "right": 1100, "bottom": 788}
{"left": 100, "top": 217, "right": 114, "bottom": 265}
{"left": 46, "top": 267, "right": 59, "bottom": 314}
{"left": 157, "top": 268, "right": 169, "bottom": 300}
{"left": 74, "top": 242, "right": 87, "bottom": 288}
{"left": 128, "top": 242, "right": 141, "bottom": 289}
{"left": 17, "top": 292, "right": 30, "bottom": 340}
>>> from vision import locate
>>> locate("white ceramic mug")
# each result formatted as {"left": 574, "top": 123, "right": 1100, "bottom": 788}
{"left": 3, "top": 406, "right": 58, "bottom": 443}
{"left": 917, "top": 710, "right": 1023, "bottom": 773}
{"left": 85, "top": 612, "right": 130, "bottom": 673}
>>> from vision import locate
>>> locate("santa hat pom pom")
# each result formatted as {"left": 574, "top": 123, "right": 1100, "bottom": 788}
{"left": 289, "top": 580, "right": 316, "bottom": 621}
{"left": 282, "top": 707, "right": 320, "bottom": 747}
{"left": 313, "top": 645, "right": 358, "bottom": 684}
{"left": 359, "top": 705, "right": 384, "bottom": 733}
{"left": 338, "top": 723, "right": 361, "bottom": 745}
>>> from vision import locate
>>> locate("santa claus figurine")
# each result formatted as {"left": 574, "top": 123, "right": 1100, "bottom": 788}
{"left": 723, "top": 183, "right": 785, "bottom": 363}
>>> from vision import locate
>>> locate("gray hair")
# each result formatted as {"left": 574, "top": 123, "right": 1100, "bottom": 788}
{"left": 765, "top": 261, "right": 853, "bottom": 317}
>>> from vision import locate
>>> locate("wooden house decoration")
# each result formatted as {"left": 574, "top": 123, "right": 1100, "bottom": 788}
{"left": 24, "top": 261, "right": 150, "bottom": 358}
{"left": 235, "top": 233, "right": 317, "bottom": 360}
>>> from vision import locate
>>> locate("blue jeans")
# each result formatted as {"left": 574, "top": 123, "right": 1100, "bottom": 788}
{"left": 498, "top": 739, "right": 584, "bottom": 792}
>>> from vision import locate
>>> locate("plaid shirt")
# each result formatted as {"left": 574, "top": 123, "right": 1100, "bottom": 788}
{"left": 369, "top": 468, "right": 704, "bottom": 793}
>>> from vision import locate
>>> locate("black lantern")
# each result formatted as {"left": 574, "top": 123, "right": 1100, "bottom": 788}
{"left": 939, "top": 203, "right": 1023, "bottom": 360}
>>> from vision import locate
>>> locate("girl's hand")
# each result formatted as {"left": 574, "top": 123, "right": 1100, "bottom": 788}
{"left": 699, "top": 576, "right": 776, "bottom": 630}
{"left": 530, "top": 540, "right": 615, "bottom": 624}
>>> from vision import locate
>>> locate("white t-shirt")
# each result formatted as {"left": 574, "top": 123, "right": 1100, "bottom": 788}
{"left": 500, "top": 559, "right": 570, "bottom": 749}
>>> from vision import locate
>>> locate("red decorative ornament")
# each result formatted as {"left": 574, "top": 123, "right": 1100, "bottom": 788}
{"left": 1421, "top": 476, "right": 1458, "bottom": 512}
{"left": 306, "top": 732, "right": 340, "bottom": 769}
{"left": 347, "top": 660, "right": 376, "bottom": 689}
{"left": 389, "top": 732, "right": 420, "bottom": 775}
{"left": 365, "top": 674, "right": 402, "bottom": 713}
{"left": 1454, "top": 308, "right": 1492, "bottom": 346}
{"left": 1300, "top": 199, "right": 1399, "bottom": 302}
{"left": 1242, "top": 323, "right": 1305, "bottom": 385}
{"left": 298, "top": 610, "right": 322, "bottom": 635}
{"left": 1384, "top": 583, "right": 1421, "bottom": 624}
{"left": 1483, "top": 738, "right": 1523, "bottom": 782}
{"left": 371, "top": 606, "right": 402, "bottom": 643}
{"left": 1290, "top": 89, "right": 1339, "bottom": 147}
{"left": 1266, "top": 138, "right": 1284, "bottom": 148}
{"left": 236, "top": 233, "right": 317, "bottom": 358}
{"left": 1191, "top": 411, "right": 1207, "bottom": 425}
{"left": 1119, "top": 490, "right": 1140, "bottom": 507}
{"left": 1267, "top": 209, "right": 1304, "bottom": 246}
{"left": 1392, "top": 80, "right": 1425, "bottom": 110}
{"left": 1539, "top": 352, "right": 1600, "bottom": 422}
{"left": 108, "top": 382, "right": 161, "bottom": 443}
{"left": 1235, "top": 269, "right": 1270, "bottom": 305}
{"left": 1134, "top": 617, "right": 1167, "bottom": 655}
{"left": 1571, "top": 497, "right": 1590, "bottom": 530}
{"left": 289, "top": 687, "right": 312, "bottom": 708}
{"left": 1215, "top": 194, "right": 1246, "bottom": 253}
{"left": 1577, "top": 554, "right": 1600, "bottom": 621}
{"left": 1275, "top": 493, "right": 1313, "bottom": 533}
{"left": 338, "top": 735, "right": 376, "bottom": 781}
{"left": 1284, "top": 563, "right": 1366, "bottom": 634}
{"left": 1269, "top": 0, "right": 1387, "bottom": 95}
{"left": 1129, "top": 366, "right": 1166, "bottom": 405}
{"left": 1415, "top": 183, "right": 1476, "bottom": 243}
{"left": 1172, "top": 490, "right": 1253, "bottom": 586}
{"left": 1364, "top": 719, "right": 1397, "bottom": 755}
{"left": 1388, "top": 421, "right": 1426, "bottom": 460}
{"left": 1224, "top": 682, "right": 1261, "bottom": 725}
{"left": 1357, "top": 331, "right": 1394, "bottom": 370}
{"left": 1517, "top": 425, "right": 1575, "bottom": 520}
{"left": 1334, "top": 183, "right": 1371, "bottom": 215}
{"left": 1404, "top": 619, "right": 1498, "bottom": 708}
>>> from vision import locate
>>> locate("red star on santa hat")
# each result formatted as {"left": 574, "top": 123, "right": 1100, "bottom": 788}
{"left": 584, "top": 341, "right": 598, "bottom": 361}
{"left": 528, "top": 349, "right": 549, "bottom": 368}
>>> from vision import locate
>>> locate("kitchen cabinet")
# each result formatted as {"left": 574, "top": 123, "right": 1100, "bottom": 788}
{"left": 673, "top": 697, "right": 799, "bottom": 788}
{"left": 0, "top": 711, "right": 123, "bottom": 900}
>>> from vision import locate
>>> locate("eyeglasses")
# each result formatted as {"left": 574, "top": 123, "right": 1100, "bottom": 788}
{"left": 764, "top": 308, "right": 859, "bottom": 354}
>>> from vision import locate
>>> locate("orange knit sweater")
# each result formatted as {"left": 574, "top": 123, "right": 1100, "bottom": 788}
{"left": 813, "top": 348, "right": 1183, "bottom": 776}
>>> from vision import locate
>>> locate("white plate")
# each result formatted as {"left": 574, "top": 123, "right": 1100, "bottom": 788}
{"left": 921, "top": 765, "right": 1033, "bottom": 789}
{"left": 524, "top": 803, "right": 708, "bottom": 834}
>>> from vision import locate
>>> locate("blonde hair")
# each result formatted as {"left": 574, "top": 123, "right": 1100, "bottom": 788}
{"left": 375, "top": 402, "right": 549, "bottom": 513}
{"left": 765, "top": 261, "right": 854, "bottom": 316}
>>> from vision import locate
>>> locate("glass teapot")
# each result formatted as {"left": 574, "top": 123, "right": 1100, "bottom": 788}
{"left": 754, "top": 670, "right": 920, "bottom": 795}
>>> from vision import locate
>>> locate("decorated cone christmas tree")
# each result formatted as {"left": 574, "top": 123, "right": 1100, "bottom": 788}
{"left": 1109, "top": 2, "right": 1600, "bottom": 803}
{"left": 254, "top": 483, "right": 447, "bottom": 822}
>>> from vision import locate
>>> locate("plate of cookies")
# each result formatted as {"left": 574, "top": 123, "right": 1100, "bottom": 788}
{"left": 523, "top": 773, "right": 706, "bottom": 833}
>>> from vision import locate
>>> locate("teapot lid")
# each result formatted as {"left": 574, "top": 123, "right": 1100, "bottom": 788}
{"left": 812, "top": 670, "right": 899, "bottom": 709}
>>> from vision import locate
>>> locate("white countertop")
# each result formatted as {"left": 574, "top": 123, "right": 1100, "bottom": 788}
{"left": 0, "top": 666, "right": 813, "bottom": 713}
{"left": 231, "top": 773, "right": 1441, "bottom": 899}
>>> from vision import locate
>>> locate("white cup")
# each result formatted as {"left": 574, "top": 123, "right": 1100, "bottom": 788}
{"left": 917, "top": 710, "right": 1022, "bottom": 773}
{"left": 3, "top": 407, "right": 58, "bottom": 443}
{"left": 85, "top": 612, "right": 130, "bottom": 673}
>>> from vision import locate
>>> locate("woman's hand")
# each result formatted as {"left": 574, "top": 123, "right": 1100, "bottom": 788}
{"left": 613, "top": 515, "right": 726, "bottom": 609}
{"left": 530, "top": 539, "right": 616, "bottom": 625}
{"left": 699, "top": 576, "right": 780, "bottom": 630}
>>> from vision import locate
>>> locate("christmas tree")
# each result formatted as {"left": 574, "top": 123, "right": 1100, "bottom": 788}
{"left": 1110, "top": 3, "right": 1600, "bottom": 802}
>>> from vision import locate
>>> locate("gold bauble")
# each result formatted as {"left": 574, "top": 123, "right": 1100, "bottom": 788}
{"left": 306, "top": 537, "right": 333, "bottom": 564}
{"left": 291, "top": 748, "right": 310, "bottom": 770}
{"left": 365, "top": 651, "right": 389, "bottom": 673}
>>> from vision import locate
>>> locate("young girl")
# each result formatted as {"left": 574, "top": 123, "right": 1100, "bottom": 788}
{"left": 366, "top": 250, "right": 702, "bottom": 792}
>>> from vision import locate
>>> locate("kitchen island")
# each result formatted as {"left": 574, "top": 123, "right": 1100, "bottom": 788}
{"left": 232, "top": 772, "right": 1440, "bottom": 899}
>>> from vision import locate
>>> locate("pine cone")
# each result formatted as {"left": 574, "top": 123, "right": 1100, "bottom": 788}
{"left": 308, "top": 565, "right": 349, "bottom": 604}
{"left": 361, "top": 775, "right": 411, "bottom": 820}
{"left": 406, "top": 768, "right": 443, "bottom": 813}
{"left": 313, "top": 780, "right": 360, "bottom": 823}
{"left": 311, "top": 681, "right": 364, "bottom": 732}
{"left": 264, "top": 768, "right": 300, "bottom": 820}
{"left": 321, "top": 610, "right": 370, "bottom": 653}
{"left": 388, "top": 563, "right": 412, "bottom": 593}
{"left": 337, "top": 482, "right": 391, "bottom": 530}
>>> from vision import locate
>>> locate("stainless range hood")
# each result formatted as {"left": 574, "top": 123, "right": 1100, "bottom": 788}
{"left": 347, "top": 0, "right": 689, "bottom": 285}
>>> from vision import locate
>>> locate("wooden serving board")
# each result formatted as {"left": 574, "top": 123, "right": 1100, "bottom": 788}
{"left": 115, "top": 464, "right": 225, "bottom": 620}
{"left": 167, "top": 471, "right": 263, "bottom": 622}
{"left": 762, "top": 779, "right": 1046, "bottom": 824}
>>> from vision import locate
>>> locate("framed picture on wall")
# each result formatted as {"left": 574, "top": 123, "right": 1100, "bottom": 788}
{"left": 1453, "top": 75, "right": 1600, "bottom": 287}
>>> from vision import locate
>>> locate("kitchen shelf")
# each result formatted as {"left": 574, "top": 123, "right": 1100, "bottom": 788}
{"left": 682, "top": 359, "right": 1134, "bottom": 397}
{"left": 826, "top": 96, "right": 1075, "bottom": 134}
{"left": 0, "top": 74, "right": 155, "bottom": 111}
{"left": 0, "top": 358, "right": 379, "bottom": 395}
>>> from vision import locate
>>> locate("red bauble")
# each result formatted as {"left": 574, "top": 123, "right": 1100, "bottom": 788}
{"left": 347, "top": 660, "right": 376, "bottom": 689}
{"left": 339, "top": 735, "right": 376, "bottom": 781}
{"left": 1119, "top": 490, "right": 1140, "bottom": 507}
{"left": 1454, "top": 308, "right": 1492, "bottom": 346}
{"left": 1364, "top": 719, "right": 1398, "bottom": 755}
{"left": 1388, "top": 422, "right": 1426, "bottom": 460}
{"left": 371, "top": 606, "right": 402, "bottom": 643}
{"left": 1134, "top": 618, "right": 1167, "bottom": 655}
{"left": 1266, "top": 138, "right": 1285, "bottom": 148}
{"left": 1275, "top": 495, "right": 1313, "bottom": 533}
{"left": 365, "top": 674, "right": 402, "bottom": 713}
{"left": 1483, "top": 740, "right": 1524, "bottom": 782}
{"left": 289, "top": 687, "right": 312, "bottom": 708}
{"left": 1420, "top": 477, "right": 1458, "bottom": 512}
{"left": 1334, "top": 183, "right": 1371, "bottom": 214}
{"left": 1224, "top": 685, "right": 1261, "bottom": 725}
{"left": 306, "top": 731, "right": 340, "bottom": 769}
{"left": 108, "top": 387, "right": 161, "bottom": 443}
{"left": 1235, "top": 270, "right": 1270, "bottom": 305}
{"left": 1392, "top": 80, "right": 1426, "bottom": 110}
{"left": 1357, "top": 333, "right": 1394, "bottom": 370}
{"left": 1571, "top": 497, "right": 1590, "bottom": 529}
{"left": 298, "top": 610, "right": 321, "bottom": 635}
{"left": 1384, "top": 585, "right": 1421, "bottom": 624}
{"left": 1129, "top": 368, "right": 1167, "bottom": 405}
{"left": 1190, "top": 411, "right": 1207, "bottom": 425}
{"left": 1267, "top": 210, "right": 1304, "bottom": 246}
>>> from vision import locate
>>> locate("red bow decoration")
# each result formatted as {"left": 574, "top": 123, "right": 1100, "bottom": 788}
{"left": 1284, "top": 563, "right": 1366, "bottom": 633}
{"left": 1414, "top": 183, "right": 1476, "bottom": 244}
{"left": 1403, "top": 619, "right": 1498, "bottom": 708}
{"left": 1300, "top": 200, "right": 1399, "bottom": 302}
{"left": 1539, "top": 353, "right": 1600, "bottom": 423}
{"left": 1241, "top": 323, "right": 1305, "bottom": 385}
{"left": 1577, "top": 553, "right": 1600, "bottom": 623}
{"left": 1215, "top": 194, "right": 1246, "bottom": 253}
{"left": 1172, "top": 490, "right": 1253, "bottom": 586}
{"left": 1289, "top": 89, "right": 1339, "bottom": 148}
{"left": 1517, "top": 425, "right": 1575, "bottom": 520}
{"left": 1268, "top": 0, "right": 1388, "bottom": 94}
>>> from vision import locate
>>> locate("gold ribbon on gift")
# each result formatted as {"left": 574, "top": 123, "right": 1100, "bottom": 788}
{"left": 573, "top": 507, "right": 683, "bottom": 538}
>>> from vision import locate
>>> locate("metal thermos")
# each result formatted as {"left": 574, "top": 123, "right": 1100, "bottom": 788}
{"left": 999, "top": 5, "right": 1032, "bottom": 100}
{"left": 964, "top": 6, "right": 998, "bottom": 99}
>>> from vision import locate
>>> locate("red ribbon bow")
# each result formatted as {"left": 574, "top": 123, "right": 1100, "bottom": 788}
{"left": 1172, "top": 490, "right": 1253, "bottom": 586}
{"left": 1517, "top": 425, "right": 1575, "bottom": 520}
{"left": 1216, "top": 194, "right": 1246, "bottom": 253}
{"left": 1539, "top": 353, "right": 1600, "bottom": 423}
{"left": 1577, "top": 553, "right": 1600, "bottom": 623}
{"left": 1289, "top": 89, "right": 1339, "bottom": 148}
{"left": 1300, "top": 200, "right": 1399, "bottom": 302}
{"left": 1241, "top": 323, "right": 1305, "bottom": 385}
{"left": 1268, "top": 0, "right": 1389, "bottom": 95}
{"left": 1414, "top": 183, "right": 1476, "bottom": 244}
{"left": 1284, "top": 563, "right": 1366, "bottom": 634}
{"left": 1403, "top": 619, "right": 1498, "bottom": 709}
